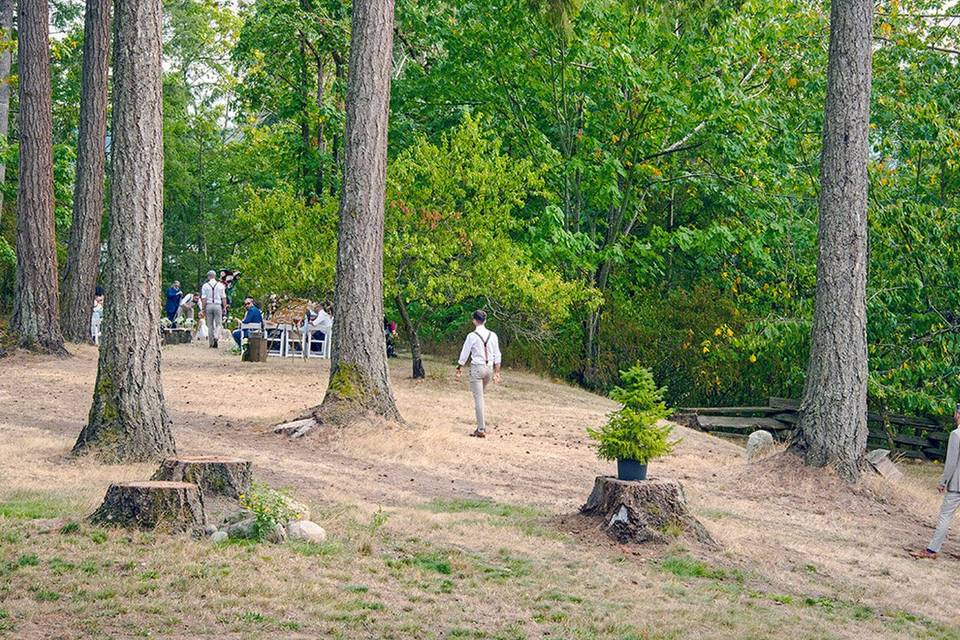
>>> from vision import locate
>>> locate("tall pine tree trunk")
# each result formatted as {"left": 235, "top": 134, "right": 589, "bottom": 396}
{"left": 0, "top": 0, "right": 14, "bottom": 221}
{"left": 794, "top": 0, "right": 872, "bottom": 482}
{"left": 12, "top": 0, "right": 66, "bottom": 354}
{"left": 73, "top": 0, "right": 174, "bottom": 462}
{"left": 61, "top": 0, "right": 111, "bottom": 343}
{"left": 316, "top": 0, "right": 401, "bottom": 423}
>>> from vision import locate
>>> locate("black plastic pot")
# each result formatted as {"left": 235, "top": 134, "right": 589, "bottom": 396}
{"left": 616, "top": 458, "right": 648, "bottom": 481}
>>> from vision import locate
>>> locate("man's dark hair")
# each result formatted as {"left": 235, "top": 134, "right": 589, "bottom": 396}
{"left": 472, "top": 309, "right": 487, "bottom": 323}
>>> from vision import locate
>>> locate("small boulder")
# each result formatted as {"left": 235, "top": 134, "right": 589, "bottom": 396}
{"left": 746, "top": 430, "right": 775, "bottom": 460}
{"left": 226, "top": 517, "right": 257, "bottom": 540}
{"left": 203, "top": 524, "right": 218, "bottom": 536}
{"left": 286, "top": 520, "right": 326, "bottom": 543}
{"left": 220, "top": 509, "right": 253, "bottom": 527}
{"left": 281, "top": 496, "right": 310, "bottom": 521}
{"left": 266, "top": 523, "right": 288, "bottom": 544}
{"left": 211, "top": 530, "right": 228, "bottom": 544}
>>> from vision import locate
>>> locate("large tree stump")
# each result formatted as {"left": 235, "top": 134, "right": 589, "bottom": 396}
{"left": 581, "top": 476, "right": 715, "bottom": 546}
{"left": 150, "top": 456, "right": 252, "bottom": 499}
{"left": 90, "top": 481, "right": 205, "bottom": 532}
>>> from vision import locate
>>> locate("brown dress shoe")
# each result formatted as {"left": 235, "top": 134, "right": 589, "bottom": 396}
{"left": 910, "top": 549, "right": 938, "bottom": 559}
{"left": 469, "top": 430, "right": 486, "bottom": 438}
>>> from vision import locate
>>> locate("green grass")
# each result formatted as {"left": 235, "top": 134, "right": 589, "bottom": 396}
{"left": 0, "top": 492, "right": 77, "bottom": 520}
{"left": 389, "top": 551, "right": 453, "bottom": 575}
{"left": 287, "top": 539, "right": 343, "bottom": 557}
{"left": 658, "top": 555, "right": 728, "bottom": 580}
{"left": 423, "top": 498, "right": 541, "bottom": 519}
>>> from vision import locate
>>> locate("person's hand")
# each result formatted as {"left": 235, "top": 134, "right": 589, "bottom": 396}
{"left": 939, "top": 483, "right": 947, "bottom": 494}
{"left": 455, "top": 367, "right": 462, "bottom": 381}
{"left": 493, "top": 371, "right": 502, "bottom": 384}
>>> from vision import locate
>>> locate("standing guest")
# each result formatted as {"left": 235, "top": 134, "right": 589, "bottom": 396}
{"left": 232, "top": 297, "right": 264, "bottom": 347}
{"left": 201, "top": 270, "right": 227, "bottom": 349}
{"left": 912, "top": 404, "right": 960, "bottom": 559}
{"left": 90, "top": 294, "right": 104, "bottom": 345}
{"left": 455, "top": 310, "right": 502, "bottom": 438}
{"left": 164, "top": 281, "right": 183, "bottom": 326}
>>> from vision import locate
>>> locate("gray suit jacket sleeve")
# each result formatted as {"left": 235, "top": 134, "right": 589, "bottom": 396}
{"left": 941, "top": 430, "right": 960, "bottom": 487}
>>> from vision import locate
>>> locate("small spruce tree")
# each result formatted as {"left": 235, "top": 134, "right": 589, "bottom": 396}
{"left": 588, "top": 365, "right": 678, "bottom": 463}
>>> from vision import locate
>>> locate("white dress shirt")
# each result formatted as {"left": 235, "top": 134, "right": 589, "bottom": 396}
{"left": 201, "top": 279, "right": 226, "bottom": 306}
{"left": 458, "top": 326, "right": 502, "bottom": 367}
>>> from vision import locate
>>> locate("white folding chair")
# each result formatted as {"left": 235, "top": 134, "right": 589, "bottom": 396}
{"left": 302, "top": 327, "right": 330, "bottom": 359}
{"left": 266, "top": 324, "right": 287, "bottom": 357}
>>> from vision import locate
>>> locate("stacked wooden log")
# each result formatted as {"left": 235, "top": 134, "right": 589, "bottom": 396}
{"left": 674, "top": 397, "right": 950, "bottom": 461}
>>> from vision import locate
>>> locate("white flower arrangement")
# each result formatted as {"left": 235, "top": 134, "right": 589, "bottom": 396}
{"left": 160, "top": 318, "right": 173, "bottom": 329}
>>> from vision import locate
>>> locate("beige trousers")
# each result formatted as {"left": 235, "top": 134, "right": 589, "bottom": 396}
{"left": 205, "top": 304, "right": 222, "bottom": 348}
{"left": 469, "top": 364, "right": 494, "bottom": 432}
{"left": 929, "top": 491, "right": 960, "bottom": 553}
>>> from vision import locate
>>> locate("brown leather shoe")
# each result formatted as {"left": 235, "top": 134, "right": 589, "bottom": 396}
{"left": 910, "top": 549, "right": 938, "bottom": 559}
{"left": 469, "top": 430, "right": 486, "bottom": 438}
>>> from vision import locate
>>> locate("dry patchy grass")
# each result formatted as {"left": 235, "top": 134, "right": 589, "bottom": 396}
{"left": 0, "top": 345, "right": 958, "bottom": 638}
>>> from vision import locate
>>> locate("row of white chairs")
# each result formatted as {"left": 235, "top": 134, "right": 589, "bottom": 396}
{"left": 244, "top": 323, "right": 330, "bottom": 359}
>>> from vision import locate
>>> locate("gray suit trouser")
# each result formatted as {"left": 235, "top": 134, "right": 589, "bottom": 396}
{"left": 205, "top": 304, "right": 222, "bottom": 348}
{"left": 929, "top": 491, "right": 960, "bottom": 553}
{"left": 469, "top": 364, "right": 494, "bottom": 432}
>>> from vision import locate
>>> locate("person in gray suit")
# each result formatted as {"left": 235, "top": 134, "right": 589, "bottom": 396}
{"left": 912, "top": 405, "right": 960, "bottom": 559}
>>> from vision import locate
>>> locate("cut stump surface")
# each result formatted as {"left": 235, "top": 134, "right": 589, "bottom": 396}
{"left": 581, "top": 476, "right": 715, "bottom": 547}
{"left": 90, "top": 481, "right": 205, "bottom": 532}
{"left": 150, "top": 456, "right": 252, "bottom": 500}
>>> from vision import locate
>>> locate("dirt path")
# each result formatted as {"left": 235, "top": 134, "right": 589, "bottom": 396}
{"left": 2, "top": 341, "right": 959, "bottom": 637}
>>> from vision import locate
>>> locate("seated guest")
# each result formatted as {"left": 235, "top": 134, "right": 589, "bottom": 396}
{"left": 232, "top": 297, "right": 264, "bottom": 347}
{"left": 304, "top": 304, "right": 333, "bottom": 353}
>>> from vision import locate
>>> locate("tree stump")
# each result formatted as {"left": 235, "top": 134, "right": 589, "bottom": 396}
{"left": 150, "top": 456, "right": 252, "bottom": 499}
{"left": 581, "top": 476, "right": 715, "bottom": 546}
{"left": 90, "top": 481, "right": 205, "bottom": 532}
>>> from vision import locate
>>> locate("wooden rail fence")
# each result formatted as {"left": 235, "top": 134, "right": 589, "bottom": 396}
{"left": 673, "top": 397, "right": 951, "bottom": 461}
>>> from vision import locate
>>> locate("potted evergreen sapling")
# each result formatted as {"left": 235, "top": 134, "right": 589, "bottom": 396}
{"left": 587, "top": 365, "right": 678, "bottom": 481}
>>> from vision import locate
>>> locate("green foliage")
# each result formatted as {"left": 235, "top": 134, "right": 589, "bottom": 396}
{"left": 587, "top": 365, "right": 676, "bottom": 463}
{"left": 239, "top": 484, "right": 301, "bottom": 541}
{"left": 230, "top": 186, "right": 337, "bottom": 300}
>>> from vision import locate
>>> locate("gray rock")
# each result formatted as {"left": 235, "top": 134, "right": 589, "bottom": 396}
{"left": 866, "top": 449, "right": 904, "bottom": 482}
{"left": 286, "top": 520, "right": 326, "bottom": 543}
{"left": 280, "top": 496, "right": 310, "bottom": 521}
{"left": 211, "top": 530, "right": 228, "bottom": 544}
{"left": 227, "top": 517, "right": 257, "bottom": 540}
{"left": 203, "top": 524, "right": 218, "bottom": 536}
{"left": 746, "top": 430, "right": 775, "bottom": 460}
{"left": 266, "top": 523, "right": 288, "bottom": 544}
{"left": 220, "top": 509, "right": 253, "bottom": 527}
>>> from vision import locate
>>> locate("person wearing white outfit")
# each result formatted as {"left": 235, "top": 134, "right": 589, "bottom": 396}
{"left": 200, "top": 270, "right": 227, "bottom": 349}
{"left": 912, "top": 405, "right": 960, "bottom": 559}
{"left": 455, "top": 310, "right": 502, "bottom": 438}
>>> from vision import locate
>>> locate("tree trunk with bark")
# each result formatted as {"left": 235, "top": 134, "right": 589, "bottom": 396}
{"left": 61, "top": 0, "right": 111, "bottom": 343}
{"left": 395, "top": 294, "right": 424, "bottom": 379}
{"left": 150, "top": 456, "right": 252, "bottom": 500}
{"left": 73, "top": 0, "right": 174, "bottom": 462}
{"left": 12, "top": 0, "right": 66, "bottom": 354}
{"left": 90, "top": 481, "right": 205, "bottom": 532}
{"left": 315, "top": 0, "right": 402, "bottom": 424}
{"left": 794, "top": 0, "right": 873, "bottom": 482}
{"left": 0, "top": 0, "right": 14, "bottom": 221}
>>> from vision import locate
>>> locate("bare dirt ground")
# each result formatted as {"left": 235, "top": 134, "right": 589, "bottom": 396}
{"left": 1, "top": 341, "right": 958, "bottom": 639}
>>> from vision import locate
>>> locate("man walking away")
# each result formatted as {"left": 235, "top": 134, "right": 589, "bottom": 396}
{"left": 165, "top": 281, "right": 183, "bottom": 326}
{"left": 201, "top": 270, "right": 226, "bottom": 349}
{"left": 912, "top": 404, "right": 960, "bottom": 559}
{"left": 455, "top": 310, "right": 502, "bottom": 438}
